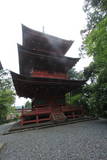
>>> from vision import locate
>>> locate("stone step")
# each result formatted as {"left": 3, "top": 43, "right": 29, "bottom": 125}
{"left": 51, "top": 112, "right": 67, "bottom": 122}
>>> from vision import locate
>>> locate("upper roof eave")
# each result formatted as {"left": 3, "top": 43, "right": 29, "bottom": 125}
{"left": 17, "top": 44, "right": 79, "bottom": 62}
{"left": 22, "top": 24, "right": 73, "bottom": 43}
{"left": 17, "top": 44, "right": 80, "bottom": 74}
{"left": 22, "top": 24, "right": 74, "bottom": 55}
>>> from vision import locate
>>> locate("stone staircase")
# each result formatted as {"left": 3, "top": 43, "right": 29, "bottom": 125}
{"left": 51, "top": 112, "right": 67, "bottom": 122}
{"left": 51, "top": 106, "right": 67, "bottom": 122}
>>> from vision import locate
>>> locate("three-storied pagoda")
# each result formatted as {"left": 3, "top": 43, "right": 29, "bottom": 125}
{"left": 11, "top": 25, "right": 85, "bottom": 125}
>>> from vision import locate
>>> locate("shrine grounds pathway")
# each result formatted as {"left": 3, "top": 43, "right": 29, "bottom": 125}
{"left": 0, "top": 119, "right": 107, "bottom": 160}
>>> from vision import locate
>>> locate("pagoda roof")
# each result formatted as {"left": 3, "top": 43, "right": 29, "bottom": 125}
{"left": 22, "top": 24, "right": 73, "bottom": 56}
{"left": 11, "top": 71, "right": 85, "bottom": 98}
{"left": 18, "top": 45, "right": 79, "bottom": 75}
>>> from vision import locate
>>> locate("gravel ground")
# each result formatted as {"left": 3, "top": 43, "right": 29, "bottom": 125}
{"left": 0, "top": 122, "right": 16, "bottom": 135}
{"left": 0, "top": 119, "right": 107, "bottom": 160}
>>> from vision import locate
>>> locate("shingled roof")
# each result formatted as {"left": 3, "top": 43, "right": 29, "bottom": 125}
{"left": 22, "top": 24, "right": 73, "bottom": 56}
{"left": 11, "top": 71, "right": 85, "bottom": 98}
{"left": 18, "top": 44, "right": 79, "bottom": 75}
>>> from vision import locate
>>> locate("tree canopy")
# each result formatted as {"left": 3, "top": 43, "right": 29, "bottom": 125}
{"left": 0, "top": 69, "right": 15, "bottom": 121}
{"left": 83, "top": 0, "right": 107, "bottom": 31}
{"left": 24, "top": 100, "right": 32, "bottom": 109}
{"left": 79, "top": 0, "right": 107, "bottom": 116}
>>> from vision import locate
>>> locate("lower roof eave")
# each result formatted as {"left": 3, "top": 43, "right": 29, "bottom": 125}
{"left": 11, "top": 71, "right": 86, "bottom": 98}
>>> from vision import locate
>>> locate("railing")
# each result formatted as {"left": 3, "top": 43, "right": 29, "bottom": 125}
{"left": 61, "top": 105, "right": 83, "bottom": 112}
{"left": 20, "top": 107, "right": 52, "bottom": 125}
{"left": 20, "top": 105, "right": 84, "bottom": 125}
{"left": 21, "top": 107, "right": 52, "bottom": 115}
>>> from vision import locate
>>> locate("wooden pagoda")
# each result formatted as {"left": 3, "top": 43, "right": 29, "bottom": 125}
{"left": 11, "top": 25, "right": 85, "bottom": 125}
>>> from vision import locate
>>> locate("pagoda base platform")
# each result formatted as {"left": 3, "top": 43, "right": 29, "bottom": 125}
{"left": 3, "top": 117, "right": 98, "bottom": 135}
{"left": 20, "top": 105, "right": 84, "bottom": 125}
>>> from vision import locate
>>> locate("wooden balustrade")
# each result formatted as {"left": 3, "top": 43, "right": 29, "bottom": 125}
{"left": 20, "top": 105, "right": 84, "bottom": 125}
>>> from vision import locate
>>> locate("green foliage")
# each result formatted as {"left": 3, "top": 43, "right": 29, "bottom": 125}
{"left": 68, "top": 68, "right": 84, "bottom": 80}
{"left": 82, "top": 83, "right": 107, "bottom": 116}
{"left": 65, "top": 68, "right": 85, "bottom": 105}
{"left": 0, "top": 89, "right": 15, "bottom": 121}
{"left": 83, "top": 0, "right": 107, "bottom": 31}
{"left": 81, "top": 0, "right": 107, "bottom": 56}
{"left": 84, "top": 17, "right": 107, "bottom": 62}
{"left": 24, "top": 100, "right": 32, "bottom": 109}
{"left": 83, "top": 5, "right": 107, "bottom": 80}
{"left": 84, "top": 62, "right": 97, "bottom": 83}
{"left": 0, "top": 69, "right": 12, "bottom": 90}
{"left": 79, "top": 0, "right": 107, "bottom": 117}
{"left": 84, "top": 0, "right": 107, "bottom": 12}
{"left": 65, "top": 93, "right": 71, "bottom": 104}
{"left": 70, "top": 94, "right": 82, "bottom": 105}
{"left": 0, "top": 69, "right": 15, "bottom": 121}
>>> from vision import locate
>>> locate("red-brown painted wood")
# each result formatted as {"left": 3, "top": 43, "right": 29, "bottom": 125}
{"left": 31, "top": 71, "right": 68, "bottom": 79}
{"left": 20, "top": 105, "right": 84, "bottom": 125}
